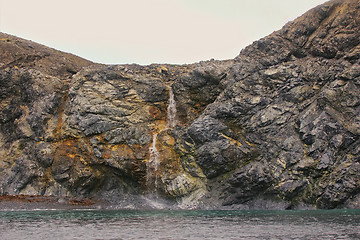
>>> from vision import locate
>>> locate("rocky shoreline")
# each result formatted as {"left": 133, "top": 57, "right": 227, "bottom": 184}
{"left": 0, "top": 0, "right": 359, "bottom": 210}
{"left": 0, "top": 195, "right": 97, "bottom": 211}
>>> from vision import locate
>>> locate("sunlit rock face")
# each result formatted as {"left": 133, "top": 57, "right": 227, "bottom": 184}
{"left": 0, "top": 0, "right": 359, "bottom": 209}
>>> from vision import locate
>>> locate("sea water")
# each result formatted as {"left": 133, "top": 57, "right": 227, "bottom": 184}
{"left": 0, "top": 209, "right": 359, "bottom": 239}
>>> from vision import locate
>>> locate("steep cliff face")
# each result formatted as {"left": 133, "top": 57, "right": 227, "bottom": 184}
{"left": 177, "top": 0, "right": 360, "bottom": 209}
{"left": 0, "top": 0, "right": 359, "bottom": 209}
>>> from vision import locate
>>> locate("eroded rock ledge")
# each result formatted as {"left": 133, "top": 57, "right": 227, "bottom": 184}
{"left": 0, "top": 0, "right": 359, "bottom": 209}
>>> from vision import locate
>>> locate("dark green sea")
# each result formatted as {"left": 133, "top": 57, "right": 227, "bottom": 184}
{"left": 0, "top": 209, "right": 359, "bottom": 239}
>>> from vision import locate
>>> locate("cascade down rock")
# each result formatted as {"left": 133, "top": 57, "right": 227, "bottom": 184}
{"left": 0, "top": 0, "right": 359, "bottom": 209}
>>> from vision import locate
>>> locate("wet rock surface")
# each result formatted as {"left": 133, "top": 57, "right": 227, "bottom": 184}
{"left": 0, "top": 0, "right": 360, "bottom": 209}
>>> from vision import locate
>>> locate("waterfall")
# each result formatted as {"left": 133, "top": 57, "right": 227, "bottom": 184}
{"left": 147, "top": 133, "right": 160, "bottom": 191}
{"left": 167, "top": 86, "right": 178, "bottom": 128}
{"left": 145, "top": 85, "right": 177, "bottom": 196}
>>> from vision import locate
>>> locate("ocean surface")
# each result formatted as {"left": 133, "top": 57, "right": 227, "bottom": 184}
{"left": 0, "top": 209, "right": 359, "bottom": 239}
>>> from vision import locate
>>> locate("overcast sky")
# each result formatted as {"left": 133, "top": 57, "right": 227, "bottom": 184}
{"left": 0, "top": 0, "right": 328, "bottom": 65}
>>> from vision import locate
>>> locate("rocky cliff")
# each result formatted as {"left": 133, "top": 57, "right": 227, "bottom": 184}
{"left": 0, "top": 0, "right": 359, "bottom": 209}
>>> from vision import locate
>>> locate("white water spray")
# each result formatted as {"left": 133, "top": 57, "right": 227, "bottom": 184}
{"left": 147, "top": 133, "right": 160, "bottom": 191}
{"left": 167, "top": 86, "right": 178, "bottom": 128}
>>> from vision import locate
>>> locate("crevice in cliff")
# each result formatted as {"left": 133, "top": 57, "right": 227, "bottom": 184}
{"left": 52, "top": 90, "right": 69, "bottom": 140}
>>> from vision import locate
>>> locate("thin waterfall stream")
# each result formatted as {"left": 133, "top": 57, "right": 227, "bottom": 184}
{"left": 146, "top": 85, "right": 177, "bottom": 194}
{"left": 147, "top": 133, "right": 160, "bottom": 192}
{"left": 167, "top": 86, "right": 178, "bottom": 129}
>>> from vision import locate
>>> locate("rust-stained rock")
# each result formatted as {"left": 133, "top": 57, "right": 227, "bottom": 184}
{"left": 0, "top": 0, "right": 360, "bottom": 209}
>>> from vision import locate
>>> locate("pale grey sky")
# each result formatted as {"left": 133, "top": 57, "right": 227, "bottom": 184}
{"left": 0, "top": 0, "right": 328, "bottom": 65}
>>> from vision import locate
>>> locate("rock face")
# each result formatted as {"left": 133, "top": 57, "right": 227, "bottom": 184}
{"left": 0, "top": 0, "right": 359, "bottom": 209}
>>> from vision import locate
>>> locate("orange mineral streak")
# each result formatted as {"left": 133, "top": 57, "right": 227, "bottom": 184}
{"left": 146, "top": 128, "right": 182, "bottom": 180}
{"left": 149, "top": 105, "right": 162, "bottom": 119}
{"left": 162, "top": 133, "right": 176, "bottom": 147}
{"left": 52, "top": 91, "right": 69, "bottom": 138}
{"left": 53, "top": 139, "right": 94, "bottom": 164}
{"left": 111, "top": 144, "right": 136, "bottom": 160}
{"left": 53, "top": 139, "right": 79, "bottom": 164}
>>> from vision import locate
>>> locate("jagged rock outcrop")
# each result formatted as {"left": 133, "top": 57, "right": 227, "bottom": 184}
{"left": 175, "top": 0, "right": 360, "bottom": 209}
{"left": 0, "top": 0, "right": 359, "bottom": 209}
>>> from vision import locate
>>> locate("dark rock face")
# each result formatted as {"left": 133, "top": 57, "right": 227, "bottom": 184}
{"left": 190, "top": 0, "right": 360, "bottom": 209}
{"left": 0, "top": 0, "right": 360, "bottom": 209}
{"left": 172, "top": 60, "right": 233, "bottom": 125}
{"left": 177, "top": 0, "right": 360, "bottom": 209}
